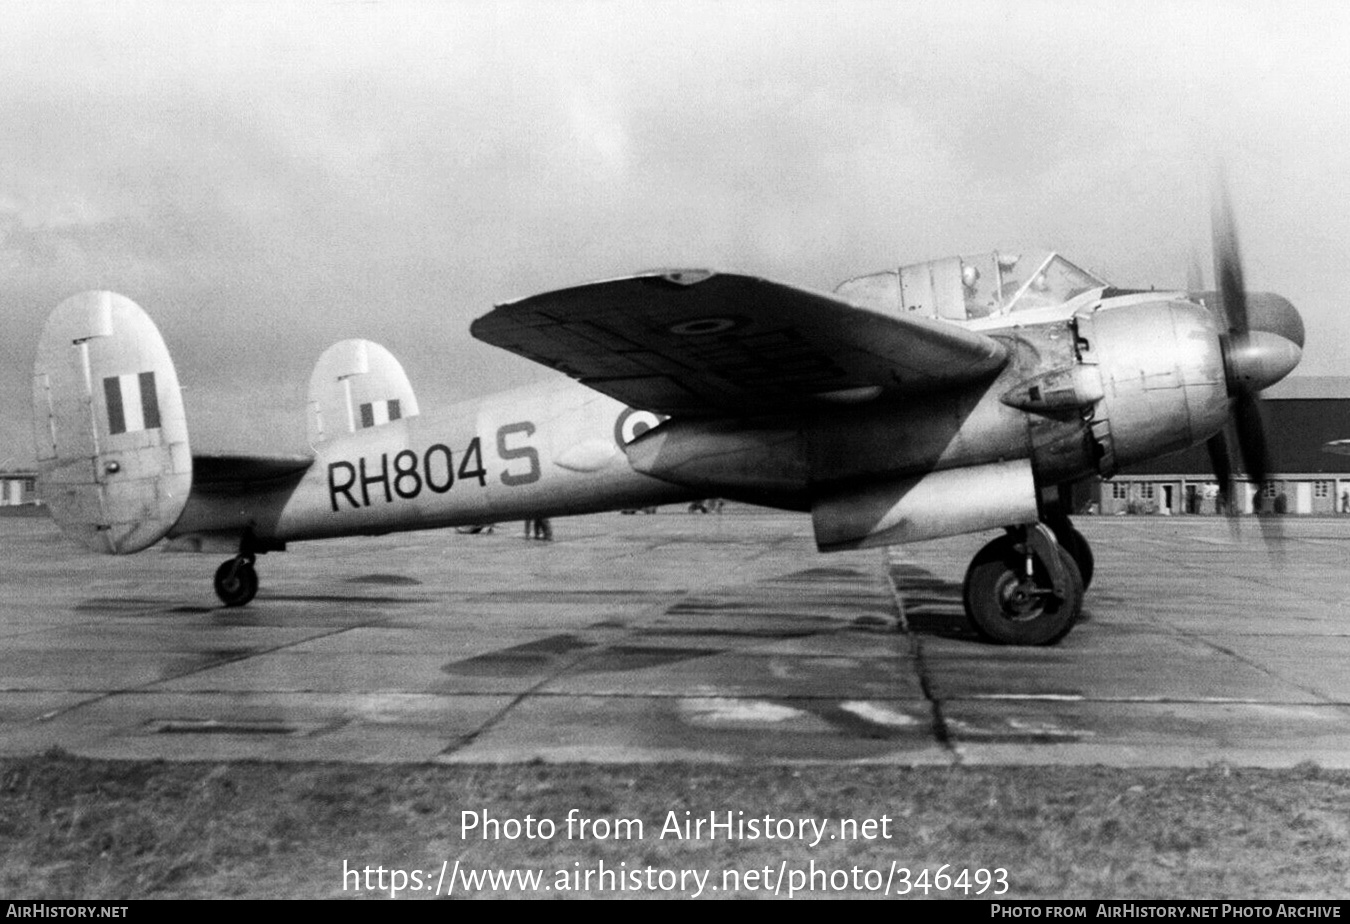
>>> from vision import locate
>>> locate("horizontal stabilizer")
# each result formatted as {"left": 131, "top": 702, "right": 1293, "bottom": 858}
{"left": 307, "top": 339, "right": 419, "bottom": 445}
{"left": 32, "top": 291, "right": 191, "bottom": 553}
{"left": 190, "top": 452, "right": 314, "bottom": 493}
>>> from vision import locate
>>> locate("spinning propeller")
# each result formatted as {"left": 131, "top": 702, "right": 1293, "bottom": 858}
{"left": 1200, "top": 173, "right": 1304, "bottom": 516}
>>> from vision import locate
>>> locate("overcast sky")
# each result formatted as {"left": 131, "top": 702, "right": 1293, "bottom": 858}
{"left": 3, "top": 0, "right": 1348, "bottom": 466}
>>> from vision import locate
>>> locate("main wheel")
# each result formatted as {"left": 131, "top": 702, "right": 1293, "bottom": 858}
{"left": 963, "top": 534, "right": 1083, "bottom": 645}
{"left": 214, "top": 558, "right": 259, "bottom": 607}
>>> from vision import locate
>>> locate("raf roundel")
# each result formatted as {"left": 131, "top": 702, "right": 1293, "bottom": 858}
{"left": 667, "top": 316, "right": 741, "bottom": 336}
{"left": 614, "top": 407, "right": 666, "bottom": 448}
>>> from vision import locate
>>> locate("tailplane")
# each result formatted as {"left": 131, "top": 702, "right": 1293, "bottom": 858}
{"left": 32, "top": 291, "right": 192, "bottom": 553}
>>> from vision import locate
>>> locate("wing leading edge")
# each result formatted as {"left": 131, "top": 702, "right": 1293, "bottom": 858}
{"left": 472, "top": 270, "right": 1010, "bottom": 416}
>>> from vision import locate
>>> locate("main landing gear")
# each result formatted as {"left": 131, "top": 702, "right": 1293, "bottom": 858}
{"left": 962, "top": 521, "right": 1090, "bottom": 645}
{"left": 1046, "top": 516, "right": 1093, "bottom": 591}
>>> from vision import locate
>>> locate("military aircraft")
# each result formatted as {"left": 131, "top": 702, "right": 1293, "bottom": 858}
{"left": 31, "top": 191, "right": 1303, "bottom": 644}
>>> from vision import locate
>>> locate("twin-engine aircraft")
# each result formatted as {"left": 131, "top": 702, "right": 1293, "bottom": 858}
{"left": 31, "top": 197, "right": 1303, "bottom": 644}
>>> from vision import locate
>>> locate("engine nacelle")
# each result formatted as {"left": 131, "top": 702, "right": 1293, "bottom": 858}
{"left": 624, "top": 417, "right": 809, "bottom": 509}
{"left": 1078, "top": 299, "right": 1229, "bottom": 474}
{"left": 811, "top": 460, "right": 1038, "bottom": 551}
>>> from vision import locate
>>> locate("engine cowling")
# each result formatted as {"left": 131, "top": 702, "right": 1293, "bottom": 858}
{"left": 1077, "top": 299, "right": 1229, "bottom": 475}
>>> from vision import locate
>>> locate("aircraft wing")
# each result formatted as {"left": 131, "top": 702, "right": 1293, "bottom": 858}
{"left": 189, "top": 452, "right": 314, "bottom": 495}
{"left": 472, "top": 270, "right": 1010, "bottom": 415}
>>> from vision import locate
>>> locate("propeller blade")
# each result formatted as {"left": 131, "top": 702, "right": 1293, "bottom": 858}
{"left": 1212, "top": 169, "right": 1250, "bottom": 337}
{"left": 1206, "top": 433, "right": 1233, "bottom": 514}
{"left": 1233, "top": 393, "right": 1271, "bottom": 487}
{"left": 1237, "top": 396, "right": 1286, "bottom": 558}
{"left": 1207, "top": 166, "right": 1286, "bottom": 555}
{"left": 1187, "top": 248, "right": 1205, "bottom": 293}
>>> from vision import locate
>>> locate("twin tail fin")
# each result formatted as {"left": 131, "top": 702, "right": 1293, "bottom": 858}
{"left": 32, "top": 292, "right": 191, "bottom": 553}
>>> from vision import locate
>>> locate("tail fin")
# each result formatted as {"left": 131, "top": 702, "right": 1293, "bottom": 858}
{"left": 306, "top": 339, "right": 419, "bottom": 445}
{"left": 32, "top": 291, "right": 192, "bottom": 553}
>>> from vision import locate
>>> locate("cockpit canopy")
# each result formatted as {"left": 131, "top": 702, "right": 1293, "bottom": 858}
{"left": 835, "top": 251, "right": 1108, "bottom": 322}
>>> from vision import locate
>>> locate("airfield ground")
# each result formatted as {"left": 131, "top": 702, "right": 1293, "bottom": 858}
{"left": 2, "top": 510, "right": 1349, "bottom": 897}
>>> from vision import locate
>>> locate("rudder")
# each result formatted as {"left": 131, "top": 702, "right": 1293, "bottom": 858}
{"left": 32, "top": 291, "right": 192, "bottom": 553}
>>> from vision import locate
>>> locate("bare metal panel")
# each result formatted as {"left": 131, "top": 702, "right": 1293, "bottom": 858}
{"left": 1081, "top": 301, "right": 1228, "bottom": 471}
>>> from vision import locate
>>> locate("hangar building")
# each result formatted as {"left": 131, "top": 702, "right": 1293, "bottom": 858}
{"left": 0, "top": 470, "right": 38, "bottom": 508}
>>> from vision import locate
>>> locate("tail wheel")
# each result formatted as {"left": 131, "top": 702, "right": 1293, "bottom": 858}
{"left": 963, "top": 534, "right": 1083, "bottom": 645}
{"left": 214, "top": 557, "right": 259, "bottom": 607}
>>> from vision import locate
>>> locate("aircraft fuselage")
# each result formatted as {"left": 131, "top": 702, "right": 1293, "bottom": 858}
{"left": 169, "top": 381, "right": 697, "bottom": 547}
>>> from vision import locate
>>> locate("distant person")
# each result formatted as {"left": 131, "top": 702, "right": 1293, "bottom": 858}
{"left": 1342, "top": 491, "right": 1349, "bottom": 514}
{"left": 524, "top": 517, "right": 552, "bottom": 541}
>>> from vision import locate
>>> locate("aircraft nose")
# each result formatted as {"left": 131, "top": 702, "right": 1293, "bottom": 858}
{"left": 1245, "top": 292, "right": 1304, "bottom": 349}
{"left": 1225, "top": 328, "right": 1302, "bottom": 394}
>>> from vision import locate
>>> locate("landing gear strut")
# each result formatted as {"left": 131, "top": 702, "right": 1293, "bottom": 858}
{"left": 214, "top": 553, "right": 259, "bottom": 607}
{"left": 962, "top": 523, "right": 1084, "bottom": 645}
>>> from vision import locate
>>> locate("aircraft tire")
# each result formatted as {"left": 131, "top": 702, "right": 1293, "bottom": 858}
{"left": 214, "top": 559, "right": 259, "bottom": 607}
{"left": 1066, "top": 527, "right": 1093, "bottom": 591}
{"left": 963, "top": 534, "right": 1082, "bottom": 646}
